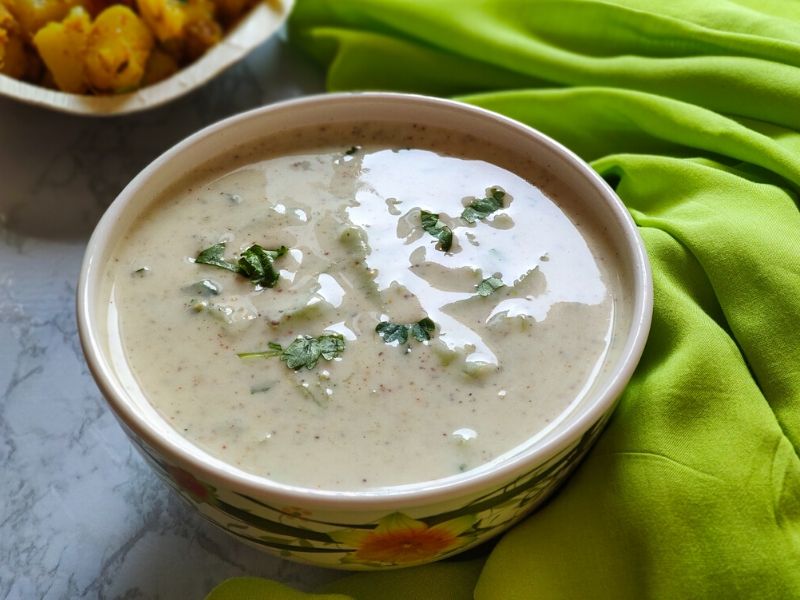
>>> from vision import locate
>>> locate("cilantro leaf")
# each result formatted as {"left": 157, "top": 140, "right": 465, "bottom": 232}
{"left": 282, "top": 337, "right": 325, "bottom": 369}
{"left": 195, "top": 243, "right": 238, "bottom": 272}
{"left": 195, "top": 243, "right": 287, "bottom": 288}
{"left": 238, "top": 335, "right": 345, "bottom": 370}
{"left": 376, "top": 318, "right": 436, "bottom": 345}
{"left": 476, "top": 276, "right": 505, "bottom": 297}
{"left": 420, "top": 210, "right": 453, "bottom": 252}
{"left": 237, "top": 244, "right": 288, "bottom": 288}
{"left": 375, "top": 321, "right": 408, "bottom": 344}
{"left": 409, "top": 317, "right": 435, "bottom": 341}
{"left": 461, "top": 188, "right": 506, "bottom": 224}
{"left": 317, "top": 334, "right": 346, "bottom": 361}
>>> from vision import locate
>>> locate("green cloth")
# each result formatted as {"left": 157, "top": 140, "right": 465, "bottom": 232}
{"left": 207, "top": 1, "right": 800, "bottom": 597}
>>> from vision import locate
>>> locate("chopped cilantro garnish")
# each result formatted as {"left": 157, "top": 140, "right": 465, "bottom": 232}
{"left": 476, "top": 276, "right": 505, "bottom": 297}
{"left": 409, "top": 317, "right": 436, "bottom": 341}
{"left": 238, "top": 334, "right": 345, "bottom": 370}
{"left": 374, "top": 321, "right": 408, "bottom": 344}
{"left": 461, "top": 188, "right": 506, "bottom": 224}
{"left": 237, "top": 244, "right": 288, "bottom": 288}
{"left": 195, "top": 242, "right": 287, "bottom": 288}
{"left": 376, "top": 317, "right": 436, "bottom": 345}
{"left": 195, "top": 243, "right": 238, "bottom": 272}
{"left": 420, "top": 210, "right": 453, "bottom": 252}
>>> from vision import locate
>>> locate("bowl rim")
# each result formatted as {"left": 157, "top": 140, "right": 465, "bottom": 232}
{"left": 0, "top": 0, "right": 292, "bottom": 116}
{"left": 77, "top": 92, "right": 653, "bottom": 509}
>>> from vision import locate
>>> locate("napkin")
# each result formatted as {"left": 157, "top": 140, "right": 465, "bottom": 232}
{"left": 207, "top": 1, "right": 800, "bottom": 597}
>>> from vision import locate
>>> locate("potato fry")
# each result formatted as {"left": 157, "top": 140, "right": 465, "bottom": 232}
{"left": 135, "top": 0, "right": 182, "bottom": 43}
{"left": 141, "top": 44, "right": 175, "bottom": 85}
{"left": 138, "top": 0, "right": 219, "bottom": 62}
{"left": 84, "top": 4, "right": 152, "bottom": 92}
{"left": 210, "top": 0, "right": 251, "bottom": 26}
{"left": 33, "top": 5, "right": 89, "bottom": 92}
{"left": 0, "top": 0, "right": 261, "bottom": 93}
{"left": 0, "top": 2, "right": 28, "bottom": 78}
{"left": 182, "top": 0, "right": 219, "bottom": 61}
{"left": 0, "top": 31, "right": 28, "bottom": 78}
{"left": 0, "top": 0, "right": 84, "bottom": 40}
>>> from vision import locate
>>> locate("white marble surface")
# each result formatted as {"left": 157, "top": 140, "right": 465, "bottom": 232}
{"left": 0, "top": 35, "right": 343, "bottom": 599}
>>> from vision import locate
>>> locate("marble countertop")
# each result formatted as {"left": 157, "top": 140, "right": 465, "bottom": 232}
{"left": 0, "top": 36, "right": 343, "bottom": 599}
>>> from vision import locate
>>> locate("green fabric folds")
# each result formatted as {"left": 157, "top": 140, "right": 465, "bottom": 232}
{"left": 207, "top": 1, "right": 800, "bottom": 598}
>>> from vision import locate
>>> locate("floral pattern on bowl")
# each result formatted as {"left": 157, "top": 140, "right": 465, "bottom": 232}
{"left": 132, "top": 416, "right": 607, "bottom": 568}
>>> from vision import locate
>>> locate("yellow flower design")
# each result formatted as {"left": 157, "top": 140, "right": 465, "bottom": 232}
{"left": 330, "top": 512, "right": 476, "bottom": 565}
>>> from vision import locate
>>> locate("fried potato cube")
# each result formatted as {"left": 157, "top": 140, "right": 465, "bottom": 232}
{"left": 81, "top": 0, "right": 115, "bottom": 17}
{"left": 0, "top": 0, "right": 15, "bottom": 27}
{"left": 32, "top": 5, "right": 89, "bottom": 92}
{"left": 84, "top": 4, "right": 152, "bottom": 92}
{"left": 0, "top": 2, "right": 28, "bottom": 77}
{"left": 0, "top": 2, "right": 17, "bottom": 34}
{"left": 135, "top": 0, "right": 182, "bottom": 42}
{"left": 0, "top": 29, "right": 28, "bottom": 78}
{"left": 0, "top": 3, "right": 40, "bottom": 81}
{"left": 182, "top": 0, "right": 219, "bottom": 60}
{"left": 211, "top": 0, "right": 251, "bottom": 26}
{"left": 137, "top": 0, "right": 219, "bottom": 62}
{"left": 141, "top": 45, "right": 176, "bottom": 85}
{"left": 0, "top": 0, "right": 84, "bottom": 40}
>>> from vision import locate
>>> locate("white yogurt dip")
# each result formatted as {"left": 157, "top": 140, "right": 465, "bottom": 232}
{"left": 103, "top": 122, "right": 620, "bottom": 490}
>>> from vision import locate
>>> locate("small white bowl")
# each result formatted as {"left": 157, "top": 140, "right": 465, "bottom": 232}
{"left": 0, "top": 0, "right": 292, "bottom": 116}
{"left": 77, "top": 93, "right": 652, "bottom": 569}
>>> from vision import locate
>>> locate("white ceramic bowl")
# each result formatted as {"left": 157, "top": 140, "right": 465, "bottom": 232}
{"left": 77, "top": 93, "right": 652, "bottom": 569}
{"left": 0, "top": 0, "right": 292, "bottom": 116}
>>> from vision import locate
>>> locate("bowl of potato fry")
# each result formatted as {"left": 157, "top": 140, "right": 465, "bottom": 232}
{"left": 0, "top": 0, "right": 291, "bottom": 114}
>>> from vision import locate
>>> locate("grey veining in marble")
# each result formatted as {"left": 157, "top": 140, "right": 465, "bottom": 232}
{"left": 0, "top": 35, "right": 343, "bottom": 600}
